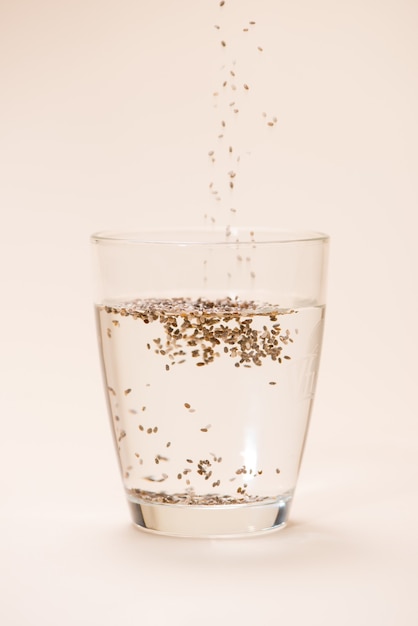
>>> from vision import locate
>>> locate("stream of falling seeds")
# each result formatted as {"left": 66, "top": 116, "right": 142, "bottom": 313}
{"left": 206, "top": 1, "right": 277, "bottom": 232}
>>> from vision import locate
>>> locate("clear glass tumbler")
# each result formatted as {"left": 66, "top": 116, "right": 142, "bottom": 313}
{"left": 91, "top": 228, "right": 329, "bottom": 537}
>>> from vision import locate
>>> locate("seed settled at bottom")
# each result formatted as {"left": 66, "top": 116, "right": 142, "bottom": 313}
{"left": 130, "top": 489, "right": 271, "bottom": 506}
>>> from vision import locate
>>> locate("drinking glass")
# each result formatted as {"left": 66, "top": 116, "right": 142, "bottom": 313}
{"left": 91, "top": 228, "right": 329, "bottom": 537}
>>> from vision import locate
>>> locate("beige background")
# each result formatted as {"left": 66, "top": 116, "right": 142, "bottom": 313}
{"left": 1, "top": 1, "right": 417, "bottom": 625}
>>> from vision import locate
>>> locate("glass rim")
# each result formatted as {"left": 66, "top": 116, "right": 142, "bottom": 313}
{"left": 90, "top": 228, "right": 329, "bottom": 246}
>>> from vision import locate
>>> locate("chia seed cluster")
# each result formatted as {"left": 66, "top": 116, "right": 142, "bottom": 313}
{"left": 104, "top": 297, "right": 295, "bottom": 370}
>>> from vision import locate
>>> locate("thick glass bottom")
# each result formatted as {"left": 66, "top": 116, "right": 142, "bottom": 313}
{"left": 127, "top": 493, "right": 293, "bottom": 538}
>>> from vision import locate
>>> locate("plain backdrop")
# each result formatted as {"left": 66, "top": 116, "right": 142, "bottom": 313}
{"left": 1, "top": 1, "right": 417, "bottom": 625}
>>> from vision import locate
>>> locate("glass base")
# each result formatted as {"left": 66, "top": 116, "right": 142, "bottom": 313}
{"left": 127, "top": 494, "right": 292, "bottom": 538}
